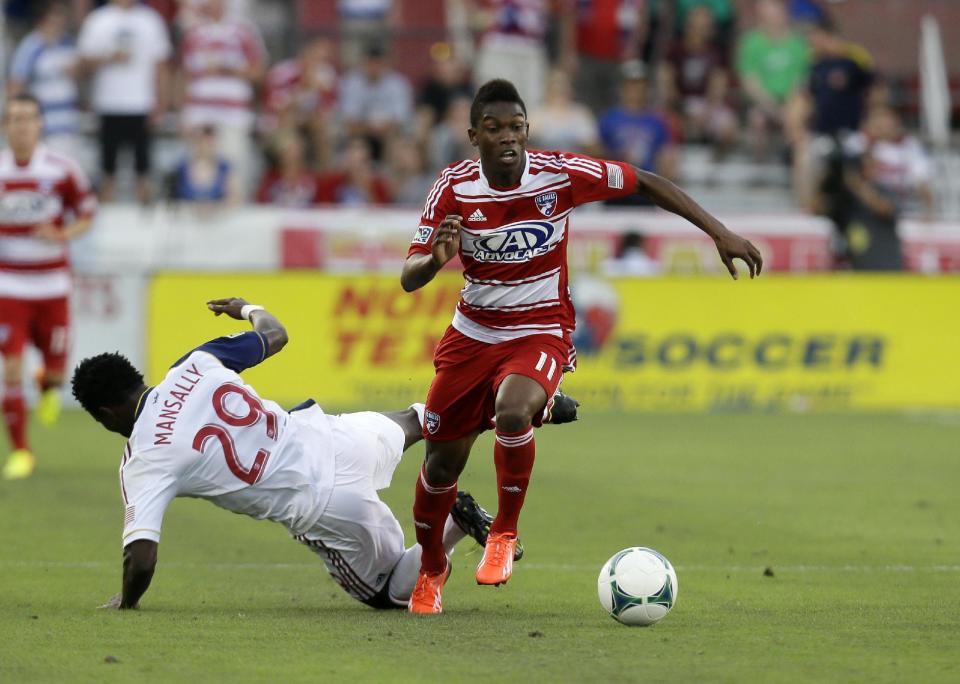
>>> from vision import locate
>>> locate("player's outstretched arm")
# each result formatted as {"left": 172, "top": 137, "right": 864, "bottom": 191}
{"left": 400, "top": 215, "right": 462, "bottom": 292}
{"left": 633, "top": 168, "right": 763, "bottom": 279}
{"left": 206, "top": 297, "right": 289, "bottom": 359}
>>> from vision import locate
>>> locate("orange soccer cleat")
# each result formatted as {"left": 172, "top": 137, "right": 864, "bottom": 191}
{"left": 408, "top": 563, "right": 451, "bottom": 615}
{"left": 475, "top": 532, "right": 517, "bottom": 586}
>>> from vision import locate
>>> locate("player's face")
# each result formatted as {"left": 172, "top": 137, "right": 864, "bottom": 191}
{"left": 3, "top": 101, "right": 42, "bottom": 153}
{"left": 469, "top": 102, "right": 529, "bottom": 180}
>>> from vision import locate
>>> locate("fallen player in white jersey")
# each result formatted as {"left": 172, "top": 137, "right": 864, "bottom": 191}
{"left": 72, "top": 297, "right": 519, "bottom": 611}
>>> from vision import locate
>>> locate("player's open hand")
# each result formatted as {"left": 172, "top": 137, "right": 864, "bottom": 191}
{"left": 713, "top": 230, "right": 763, "bottom": 280}
{"left": 431, "top": 215, "right": 462, "bottom": 268}
{"left": 207, "top": 297, "right": 250, "bottom": 320}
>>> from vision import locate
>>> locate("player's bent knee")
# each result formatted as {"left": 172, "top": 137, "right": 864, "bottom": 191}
{"left": 494, "top": 408, "right": 535, "bottom": 434}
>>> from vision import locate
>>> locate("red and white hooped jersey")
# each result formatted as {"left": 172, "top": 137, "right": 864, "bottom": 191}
{"left": 181, "top": 19, "right": 266, "bottom": 128}
{"left": 0, "top": 145, "right": 97, "bottom": 300}
{"left": 408, "top": 150, "right": 636, "bottom": 344}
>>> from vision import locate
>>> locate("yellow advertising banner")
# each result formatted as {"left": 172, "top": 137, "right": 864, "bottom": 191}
{"left": 149, "top": 273, "right": 960, "bottom": 412}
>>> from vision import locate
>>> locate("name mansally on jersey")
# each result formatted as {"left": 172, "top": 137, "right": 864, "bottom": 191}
{"left": 119, "top": 333, "right": 335, "bottom": 547}
{"left": 408, "top": 150, "right": 637, "bottom": 345}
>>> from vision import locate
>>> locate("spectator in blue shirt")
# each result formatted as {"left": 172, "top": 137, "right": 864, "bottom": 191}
{"left": 8, "top": 2, "right": 82, "bottom": 153}
{"left": 170, "top": 127, "right": 239, "bottom": 214}
{"left": 599, "top": 60, "right": 678, "bottom": 204}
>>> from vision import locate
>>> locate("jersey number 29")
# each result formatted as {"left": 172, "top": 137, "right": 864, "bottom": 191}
{"left": 192, "top": 383, "right": 278, "bottom": 485}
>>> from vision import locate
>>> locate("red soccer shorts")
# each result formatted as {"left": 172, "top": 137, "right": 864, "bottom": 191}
{"left": 0, "top": 297, "right": 70, "bottom": 373}
{"left": 423, "top": 326, "right": 573, "bottom": 442}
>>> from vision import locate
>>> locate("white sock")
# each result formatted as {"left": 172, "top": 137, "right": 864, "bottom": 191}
{"left": 387, "top": 514, "right": 464, "bottom": 603}
{"left": 442, "top": 513, "right": 467, "bottom": 551}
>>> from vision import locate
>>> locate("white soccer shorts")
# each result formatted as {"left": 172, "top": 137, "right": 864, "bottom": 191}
{"left": 294, "top": 411, "right": 408, "bottom": 606}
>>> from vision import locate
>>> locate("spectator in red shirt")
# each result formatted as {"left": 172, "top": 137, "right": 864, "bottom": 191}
{"left": 563, "top": 0, "right": 648, "bottom": 115}
{"left": 316, "top": 137, "right": 392, "bottom": 206}
{"left": 255, "top": 131, "right": 319, "bottom": 208}
{"left": 659, "top": 5, "right": 737, "bottom": 157}
{"left": 263, "top": 38, "right": 339, "bottom": 170}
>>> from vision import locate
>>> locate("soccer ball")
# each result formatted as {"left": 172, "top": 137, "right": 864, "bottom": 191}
{"left": 597, "top": 547, "right": 678, "bottom": 626}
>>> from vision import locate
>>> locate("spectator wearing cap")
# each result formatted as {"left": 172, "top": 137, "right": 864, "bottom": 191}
{"left": 563, "top": 0, "right": 648, "bottom": 115}
{"left": 472, "top": 0, "right": 552, "bottom": 110}
{"left": 8, "top": 2, "right": 83, "bottom": 164}
{"left": 736, "top": 0, "right": 809, "bottom": 161}
{"left": 180, "top": 0, "right": 267, "bottom": 194}
{"left": 599, "top": 60, "right": 678, "bottom": 201}
{"left": 339, "top": 44, "right": 414, "bottom": 162}
{"left": 77, "top": 0, "right": 172, "bottom": 203}
{"left": 659, "top": 5, "right": 737, "bottom": 157}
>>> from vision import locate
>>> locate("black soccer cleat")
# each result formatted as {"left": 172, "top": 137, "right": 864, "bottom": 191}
{"left": 451, "top": 491, "right": 524, "bottom": 562}
{"left": 545, "top": 392, "right": 579, "bottom": 425}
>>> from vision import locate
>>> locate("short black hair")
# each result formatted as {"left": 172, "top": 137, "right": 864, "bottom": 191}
{"left": 72, "top": 352, "right": 144, "bottom": 414}
{"left": 4, "top": 92, "right": 42, "bottom": 117}
{"left": 470, "top": 79, "right": 527, "bottom": 128}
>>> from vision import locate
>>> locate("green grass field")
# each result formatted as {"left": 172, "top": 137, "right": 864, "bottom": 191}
{"left": 1, "top": 410, "right": 958, "bottom": 683}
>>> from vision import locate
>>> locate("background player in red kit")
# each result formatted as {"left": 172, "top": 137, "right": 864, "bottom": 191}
{"left": 400, "top": 80, "right": 762, "bottom": 614}
{"left": 0, "top": 94, "right": 97, "bottom": 480}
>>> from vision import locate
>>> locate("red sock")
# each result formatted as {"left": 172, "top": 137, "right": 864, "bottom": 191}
{"left": 2, "top": 384, "right": 28, "bottom": 451}
{"left": 490, "top": 427, "right": 536, "bottom": 536}
{"left": 413, "top": 464, "right": 457, "bottom": 575}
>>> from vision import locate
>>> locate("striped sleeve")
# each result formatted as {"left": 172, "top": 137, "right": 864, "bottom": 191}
{"left": 562, "top": 152, "right": 637, "bottom": 206}
{"left": 408, "top": 162, "right": 468, "bottom": 257}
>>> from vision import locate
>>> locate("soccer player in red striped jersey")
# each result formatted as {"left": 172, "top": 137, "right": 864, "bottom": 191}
{"left": 401, "top": 79, "right": 762, "bottom": 614}
{"left": 0, "top": 94, "right": 97, "bottom": 480}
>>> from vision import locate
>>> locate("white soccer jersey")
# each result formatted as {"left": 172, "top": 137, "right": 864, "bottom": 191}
{"left": 119, "top": 332, "right": 335, "bottom": 547}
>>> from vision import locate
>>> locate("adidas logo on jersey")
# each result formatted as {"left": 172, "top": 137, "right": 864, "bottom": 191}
{"left": 467, "top": 208, "right": 487, "bottom": 222}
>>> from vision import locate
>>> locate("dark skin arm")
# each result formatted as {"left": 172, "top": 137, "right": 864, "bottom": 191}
{"left": 400, "top": 215, "right": 463, "bottom": 292}
{"left": 100, "top": 540, "right": 158, "bottom": 610}
{"left": 205, "top": 297, "right": 289, "bottom": 357}
{"left": 634, "top": 168, "right": 764, "bottom": 279}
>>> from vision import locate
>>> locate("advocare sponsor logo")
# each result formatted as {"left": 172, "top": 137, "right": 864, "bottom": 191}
{"left": 0, "top": 190, "right": 61, "bottom": 223}
{"left": 466, "top": 220, "right": 556, "bottom": 263}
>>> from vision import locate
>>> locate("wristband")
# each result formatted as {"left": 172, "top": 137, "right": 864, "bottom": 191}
{"left": 240, "top": 304, "right": 265, "bottom": 321}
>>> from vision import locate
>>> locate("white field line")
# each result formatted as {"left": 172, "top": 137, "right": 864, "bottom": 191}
{"left": 2, "top": 560, "right": 960, "bottom": 573}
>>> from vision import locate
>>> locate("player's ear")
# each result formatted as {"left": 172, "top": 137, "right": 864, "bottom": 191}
{"left": 467, "top": 127, "right": 478, "bottom": 148}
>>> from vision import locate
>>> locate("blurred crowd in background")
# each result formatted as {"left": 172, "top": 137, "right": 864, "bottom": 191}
{"left": 1, "top": 0, "right": 954, "bottom": 229}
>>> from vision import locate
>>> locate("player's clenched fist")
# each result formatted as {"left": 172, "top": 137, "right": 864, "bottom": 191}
{"left": 431, "top": 215, "right": 462, "bottom": 268}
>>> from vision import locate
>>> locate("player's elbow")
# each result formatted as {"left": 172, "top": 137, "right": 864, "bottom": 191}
{"left": 400, "top": 269, "right": 421, "bottom": 293}
{"left": 266, "top": 327, "right": 289, "bottom": 356}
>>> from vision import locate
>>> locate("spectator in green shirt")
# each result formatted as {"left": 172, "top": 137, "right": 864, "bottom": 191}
{"left": 736, "top": 0, "right": 810, "bottom": 160}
